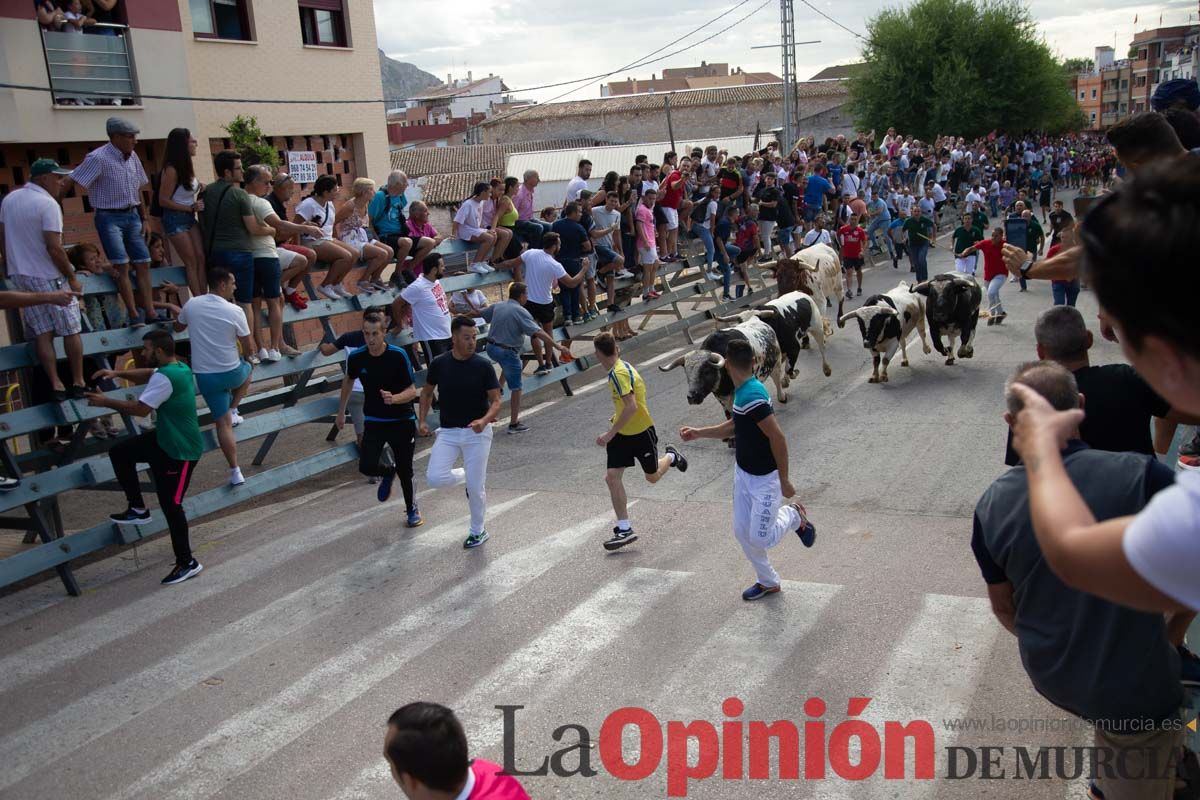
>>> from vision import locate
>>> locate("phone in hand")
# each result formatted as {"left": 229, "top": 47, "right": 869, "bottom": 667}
{"left": 1004, "top": 217, "right": 1028, "bottom": 248}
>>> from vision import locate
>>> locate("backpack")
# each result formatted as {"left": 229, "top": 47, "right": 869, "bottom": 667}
{"left": 369, "top": 189, "right": 406, "bottom": 232}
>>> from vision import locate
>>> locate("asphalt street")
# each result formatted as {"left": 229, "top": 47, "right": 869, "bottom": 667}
{"left": 0, "top": 230, "right": 1129, "bottom": 799}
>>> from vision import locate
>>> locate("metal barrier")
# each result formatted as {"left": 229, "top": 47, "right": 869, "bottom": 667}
{"left": 40, "top": 23, "right": 138, "bottom": 106}
{"left": 0, "top": 243, "right": 775, "bottom": 596}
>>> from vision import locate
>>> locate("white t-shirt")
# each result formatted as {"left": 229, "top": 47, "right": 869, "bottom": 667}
{"left": 249, "top": 196, "right": 277, "bottom": 259}
{"left": 802, "top": 229, "right": 833, "bottom": 247}
{"left": 399, "top": 274, "right": 451, "bottom": 342}
{"left": 1122, "top": 469, "right": 1200, "bottom": 610}
{"left": 965, "top": 190, "right": 984, "bottom": 206}
{"left": 138, "top": 371, "right": 173, "bottom": 408}
{"left": 841, "top": 173, "right": 860, "bottom": 199}
{"left": 521, "top": 249, "right": 568, "bottom": 305}
{"left": 931, "top": 183, "right": 947, "bottom": 202}
{"left": 177, "top": 293, "right": 250, "bottom": 375}
{"left": 454, "top": 198, "right": 484, "bottom": 233}
{"left": 0, "top": 183, "right": 63, "bottom": 280}
{"left": 451, "top": 288, "right": 487, "bottom": 312}
{"left": 296, "top": 197, "right": 334, "bottom": 239}
{"left": 564, "top": 176, "right": 588, "bottom": 204}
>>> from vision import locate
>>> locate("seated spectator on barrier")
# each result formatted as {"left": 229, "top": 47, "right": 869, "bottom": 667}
{"left": 538, "top": 206, "right": 558, "bottom": 225}
{"left": 367, "top": 170, "right": 417, "bottom": 272}
{"left": 294, "top": 174, "right": 356, "bottom": 300}
{"left": 402, "top": 201, "right": 443, "bottom": 286}
{"left": 243, "top": 164, "right": 303, "bottom": 360}
{"left": 68, "top": 242, "right": 127, "bottom": 330}
{"left": 453, "top": 182, "right": 498, "bottom": 274}
{"left": 482, "top": 282, "right": 571, "bottom": 434}
{"left": 513, "top": 170, "right": 550, "bottom": 248}
{"left": 397, "top": 253, "right": 452, "bottom": 364}
{"left": 493, "top": 177, "right": 522, "bottom": 261}
{"left": 550, "top": 201, "right": 590, "bottom": 326}
{"left": 267, "top": 172, "right": 317, "bottom": 311}
{"left": 66, "top": 117, "right": 157, "bottom": 325}
{"left": 175, "top": 267, "right": 254, "bottom": 487}
{"left": 384, "top": 701, "right": 529, "bottom": 799}
{"left": 589, "top": 191, "right": 631, "bottom": 313}
{"left": 0, "top": 158, "right": 87, "bottom": 401}
{"left": 200, "top": 151, "right": 277, "bottom": 348}
{"left": 87, "top": 330, "right": 205, "bottom": 586}
{"left": 336, "top": 177, "right": 394, "bottom": 293}
{"left": 976, "top": 361, "right": 1186, "bottom": 800}
{"left": 449, "top": 287, "right": 487, "bottom": 317}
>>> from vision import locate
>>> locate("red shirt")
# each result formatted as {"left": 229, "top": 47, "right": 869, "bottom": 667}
{"left": 660, "top": 170, "right": 685, "bottom": 209}
{"left": 467, "top": 759, "right": 530, "bottom": 799}
{"left": 977, "top": 238, "right": 1006, "bottom": 281}
{"left": 838, "top": 224, "right": 867, "bottom": 259}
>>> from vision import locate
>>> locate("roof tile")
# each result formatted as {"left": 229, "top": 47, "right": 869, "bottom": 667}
{"left": 389, "top": 137, "right": 606, "bottom": 178}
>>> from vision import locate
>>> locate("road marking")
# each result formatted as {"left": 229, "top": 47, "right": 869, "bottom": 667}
{"left": 101, "top": 504, "right": 631, "bottom": 800}
{"left": 332, "top": 564, "right": 688, "bottom": 800}
{"left": 0, "top": 495, "right": 534, "bottom": 792}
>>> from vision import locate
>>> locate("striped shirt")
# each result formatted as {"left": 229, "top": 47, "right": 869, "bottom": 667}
{"left": 514, "top": 184, "right": 536, "bottom": 221}
{"left": 70, "top": 142, "right": 148, "bottom": 210}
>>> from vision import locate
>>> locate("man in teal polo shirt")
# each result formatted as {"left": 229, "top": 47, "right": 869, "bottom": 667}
{"left": 88, "top": 330, "right": 206, "bottom": 586}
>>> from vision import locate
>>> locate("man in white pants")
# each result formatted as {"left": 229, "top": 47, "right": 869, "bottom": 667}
{"left": 418, "top": 316, "right": 501, "bottom": 549}
{"left": 681, "top": 339, "right": 816, "bottom": 600}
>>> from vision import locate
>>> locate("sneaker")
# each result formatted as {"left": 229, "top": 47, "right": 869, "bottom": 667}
{"left": 571, "top": 316, "right": 584, "bottom": 326}
{"left": 371, "top": 281, "right": 390, "bottom": 292}
{"left": 603, "top": 526, "right": 638, "bottom": 551}
{"left": 333, "top": 285, "right": 354, "bottom": 298}
{"left": 994, "top": 312, "right": 1007, "bottom": 325}
{"left": 356, "top": 280, "right": 376, "bottom": 293}
{"left": 856, "top": 288, "right": 862, "bottom": 296}
{"left": 266, "top": 349, "right": 282, "bottom": 362}
{"left": 229, "top": 409, "right": 244, "bottom": 427}
{"left": 469, "top": 263, "right": 490, "bottom": 275}
{"left": 790, "top": 502, "right": 817, "bottom": 548}
{"left": 317, "top": 285, "right": 340, "bottom": 300}
{"left": 229, "top": 466, "right": 245, "bottom": 486}
{"left": 257, "top": 348, "right": 274, "bottom": 362}
{"left": 161, "top": 559, "right": 203, "bottom": 586}
{"left": 1179, "top": 454, "right": 1200, "bottom": 471}
{"left": 406, "top": 507, "right": 424, "bottom": 528}
{"left": 128, "top": 310, "right": 147, "bottom": 328}
{"left": 51, "top": 389, "right": 68, "bottom": 403}
{"left": 666, "top": 444, "right": 688, "bottom": 473}
{"left": 721, "top": 293, "right": 734, "bottom": 302}
{"left": 463, "top": 530, "right": 490, "bottom": 549}
{"left": 247, "top": 352, "right": 262, "bottom": 366}
{"left": 377, "top": 474, "right": 394, "bottom": 502}
{"left": 110, "top": 507, "right": 151, "bottom": 525}
{"left": 507, "top": 422, "right": 530, "bottom": 434}
{"left": 0, "top": 476, "right": 19, "bottom": 491}
{"left": 279, "top": 344, "right": 302, "bottom": 358}
{"left": 285, "top": 291, "right": 308, "bottom": 311}
{"left": 615, "top": 269, "right": 635, "bottom": 280}
{"left": 845, "top": 291, "right": 853, "bottom": 300}
{"left": 742, "top": 582, "right": 781, "bottom": 601}
{"left": 534, "top": 364, "right": 552, "bottom": 376}
{"left": 987, "top": 316, "right": 996, "bottom": 326}
{"left": 706, "top": 271, "right": 723, "bottom": 282}
{"left": 68, "top": 384, "right": 88, "bottom": 400}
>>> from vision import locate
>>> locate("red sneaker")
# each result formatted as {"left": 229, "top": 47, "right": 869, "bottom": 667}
{"left": 286, "top": 291, "right": 309, "bottom": 311}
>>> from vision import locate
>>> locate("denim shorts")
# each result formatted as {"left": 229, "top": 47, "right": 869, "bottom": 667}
{"left": 594, "top": 245, "right": 619, "bottom": 267}
{"left": 251, "top": 256, "right": 282, "bottom": 300}
{"left": 210, "top": 250, "right": 255, "bottom": 303}
{"left": 776, "top": 226, "right": 794, "bottom": 246}
{"left": 94, "top": 209, "right": 151, "bottom": 265}
{"left": 161, "top": 209, "right": 196, "bottom": 236}
{"left": 486, "top": 343, "right": 523, "bottom": 391}
{"left": 196, "top": 361, "right": 252, "bottom": 421}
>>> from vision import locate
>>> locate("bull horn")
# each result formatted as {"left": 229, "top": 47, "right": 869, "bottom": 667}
{"left": 659, "top": 354, "right": 687, "bottom": 372}
{"left": 837, "top": 308, "right": 866, "bottom": 325}
{"left": 875, "top": 305, "right": 899, "bottom": 316}
{"left": 803, "top": 262, "right": 820, "bottom": 272}
{"left": 711, "top": 313, "right": 744, "bottom": 324}
{"left": 910, "top": 281, "right": 929, "bottom": 292}
{"left": 707, "top": 352, "right": 725, "bottom": 368}
{"left": 753, "top": 308, "right": 780, "bottom": 319}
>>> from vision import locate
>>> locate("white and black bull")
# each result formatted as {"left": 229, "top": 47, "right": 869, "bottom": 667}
{"left": 911, "top": 273, "right": 983, "bottom": 366}
{"left": 659, "top": 316, "right": 788, "bottom": 415}
{"left": 792, "top": 243, "right": 845, "bottom": 333}
{"left": 838, "top": 281, "right": 931, "bottom": 383}
{"left": 712, "top": 291, "right": 832, "bottom": 380}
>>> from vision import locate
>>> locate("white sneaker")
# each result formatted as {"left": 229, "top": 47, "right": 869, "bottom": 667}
{"left": 333, "top": 285, "right": 354, "bottom": 298}
{"left": 615, "top": 269, "right": 635, "bottom": 280}
{"left": 229, "top": 409, "right": 244, "bottom": 427}
{"left": 257, "top": 348, "right": 273, "bottom": 362}
{"left": 229, "top": 466, "right": 245, "bottom": 486}
{"left": 706, "top": 271, "right": 723, "bottom": 281}
{"left": 318, "top": 285, "right": 340, "bottom": 300}
{"left": 469, "top": 263, "right": 490, "bottom": 276}
{"left": 266, "top": 348, "right": 281, "bottom": 362}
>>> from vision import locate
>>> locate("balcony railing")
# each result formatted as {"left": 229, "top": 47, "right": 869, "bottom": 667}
{"left": 41, "top": 24, "right": 139, "bottom": 106}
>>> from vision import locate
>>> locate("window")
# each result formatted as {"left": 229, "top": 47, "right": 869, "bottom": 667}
{"left": 299, "top": 0, "right": 347, "bottom": 47}
{"left": 1120, "top": 79, "right": 1127, "bottom": 89}
{"left": 1091, "top": 89, "right": 1097, "bottom": 98}
{"left": 191, "top": 0, "right": 253, "bottom": 40}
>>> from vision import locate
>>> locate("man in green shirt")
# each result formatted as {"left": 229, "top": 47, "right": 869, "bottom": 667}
{"left": 1020, "top": 209, "right": 1045, "bottom": 293}
{"left": 902, "top": 205, "right": 937, "bottom": 282}
{"left": 199, "top": 150, "right": 274, "bottom": 326}
{"left": 952, "top": 212, "right": 984, "bottom": 277}
{"left": 88, "top": 330, "right": 207, "bottom": 586}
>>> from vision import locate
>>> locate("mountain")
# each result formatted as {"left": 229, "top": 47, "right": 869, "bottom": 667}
{"left": 378, "top": 50, "right": 439, "bottom": 106}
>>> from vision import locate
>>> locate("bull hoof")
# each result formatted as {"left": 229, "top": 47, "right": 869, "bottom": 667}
{"left": 822, "top": 364, "right": 831, "bottom": 377}
{"left": 837, "top": 317, "right": 845, "bottom": 329}
{"left": 788, "top": 369, "right": 799, "bottom": 380}
{"left": 901, "top": 359, "right": 910, "bottom": 367}
{"left": 868, "top": 375, "right": 878, "bottom": 384}
{"left": 880, "top": 372, "right": 889, "bottom": 383}
{"left": 778, "top": 393, "right": 788, "bottom": 404}
{"left": 922, "top": 345, "right": 932, "bottom": 354}
{"left": 958, "top": 346, "right": 974, "bottom": 359}
{"left": 945, "top": 357, "right": 956, "bottom": 366}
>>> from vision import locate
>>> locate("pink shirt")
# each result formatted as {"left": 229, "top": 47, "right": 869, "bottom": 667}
{"left": 514, "top": 185, "right": 536, "bottom": 221}
{"left": 635, "top": 203, "right": 656, "bottom": 249}
{"left": 465, "top": 759, "right": 529, "bottom": 799}
{"left": 407, "top": 219, "right": 438, "bottom": 239}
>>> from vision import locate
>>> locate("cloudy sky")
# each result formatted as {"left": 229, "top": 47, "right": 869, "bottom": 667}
{"left": 374, "top": 0, "right": 1196, "bottom": 103}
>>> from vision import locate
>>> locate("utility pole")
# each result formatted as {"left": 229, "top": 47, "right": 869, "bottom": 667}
{"left": 780, "top": 0, "right": 799, "bottom": 150}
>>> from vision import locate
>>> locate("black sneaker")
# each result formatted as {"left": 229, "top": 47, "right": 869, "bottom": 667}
{"left": 68, "top": 385, "right": 87, "bottom": 400}
{"left": 377, "top": 474, "right": 394, "bottom": 503}
{"left": 856, "top": 288, "right": 862, "bottom": 296}
{"left": 161, "top": 559, "right": 203, "bottom": 585}
{"left": 110, "top": 507, "right": 151, "bottom": 525}
{"left": 0, "top": 476, "right": 18, "bottom": 491}
{"left": 603, "top": 526, "right": 638, "bottom": 551}
{"left": 507, "top": 422, "right": 530, "bottom": 434}
{"left": 790, "top": 503, "right": 817, "bottom": 548}
{"left": 666, "top": 445, "right": 687, "bottom": 473}
{"left": 51, "top": 389, "right": 68, "bottom": 403}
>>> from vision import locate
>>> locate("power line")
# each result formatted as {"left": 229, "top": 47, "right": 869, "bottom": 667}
{"left": 795, "top": 0, "right": 866, "bottom": 40}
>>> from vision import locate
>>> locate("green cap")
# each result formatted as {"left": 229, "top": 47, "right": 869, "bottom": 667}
{"left": 31, "top": 159, "right": 70, "bottom": 177}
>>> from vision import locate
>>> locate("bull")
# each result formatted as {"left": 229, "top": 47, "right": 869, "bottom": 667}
{"left": 838, "top": 280, "right": 932, "bottom": 383}
{"left": 910, "top": 273, "right": 983, "bottom": 366}
{"left": 659, "top": 316, "right": 787, "bottom": 415}
{"left": 787, "top": 244, "right": 845, "bottom": 335}
{"left": 713, "top": 291, "right": 831, "bottom": 380}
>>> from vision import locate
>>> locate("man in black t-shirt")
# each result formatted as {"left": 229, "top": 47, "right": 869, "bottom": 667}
{"left": 337, "top": 312, "right": 422, "bottom": 527}
{"left": 1046, "top": 200, "right": 1073, "bottom": 246}
{"left": 1003, "top": 307, "right": 1200, "bottom": 465}
{"left": 419, "top": 316, "right": 502, "bottom": 549}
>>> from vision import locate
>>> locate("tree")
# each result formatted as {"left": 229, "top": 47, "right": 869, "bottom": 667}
{"left": 848, "top": 0, "right": 1082, "bottom": 139}
{"left": 1060, "top": 57, "right": 1094, "bottom": 76}
{"left": 223, "top": 114, "right": 280, "bottom": 169}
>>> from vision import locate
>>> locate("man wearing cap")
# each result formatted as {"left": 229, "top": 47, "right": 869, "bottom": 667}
{"left": 1152, "top": 78, "right": 1200, "bottom": 118}
{"left": 0, "top": 159, "right": 88, "bottom": 401}
{"left": 65, "top": 117, "right": 156, "bottom": 326}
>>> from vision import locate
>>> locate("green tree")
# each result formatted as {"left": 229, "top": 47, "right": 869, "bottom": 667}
{"left": 848, "top": 0, "right": 1081, "bottom": 139}
{"left": 1060, "top": 57, "right": 1094, "bottom": 76}
{"left": 223, "top": 114, "right": 280, "bottom": 169}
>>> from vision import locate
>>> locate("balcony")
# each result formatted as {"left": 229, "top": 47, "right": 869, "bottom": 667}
{"left": 41, "top": 24, "right": 139, "bottom": 106}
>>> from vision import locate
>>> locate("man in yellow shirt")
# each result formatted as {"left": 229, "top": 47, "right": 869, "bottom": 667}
{"left": 593, "top": 332, "right": 687, "bottom": 551}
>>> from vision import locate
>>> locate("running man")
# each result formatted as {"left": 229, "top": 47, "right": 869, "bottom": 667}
{"left": 87, "top": 330, "right": 205, "bottom": 586}
{"left": 592, "top": 332, "right": 688, "bottom": 551}
{"left": 680, "top": 339, "right": 816, "bottom": 601}
{"left": 336, "top": 310, "right": 422, "bottom": 528}
{"left": 419, "top": 316, "right": 501, "bottom": 549}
